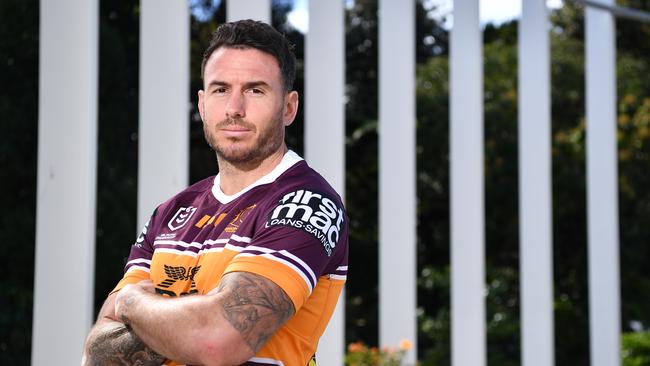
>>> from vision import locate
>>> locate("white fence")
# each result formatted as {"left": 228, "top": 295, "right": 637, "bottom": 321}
{"left": 32, "top": 1, "right": 621, "bottom": 365}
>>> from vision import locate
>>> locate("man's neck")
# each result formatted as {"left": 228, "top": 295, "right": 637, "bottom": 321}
{"left": 216, "top": 145, "right": 288, "bottom": 196}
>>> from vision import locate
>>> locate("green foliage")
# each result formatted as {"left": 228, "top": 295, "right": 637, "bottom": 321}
{"left": 344, "top": 0, "right": 380, "bottom": 345}
{"left": 623, "top": 331, "right": 650, "bottom": 366}
{"left": 617, "top": 58, "right": 650, "bottom": 333}
{"left": 345, "top": 340, "right": 412, "bottom": 366}
{"left": 482, "top": 33, "right": 520, "bottom": 365}
{"left": 93, "top": 0, "right": 142, "bottom": 311}
{"left": 0, "top": 0, "right": 38, "bottom": 363}
{"left": 417, "top": 266, "right": 450, "bottom": 365}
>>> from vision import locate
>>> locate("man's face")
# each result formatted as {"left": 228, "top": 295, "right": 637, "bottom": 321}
{"left": 198, "top": 47, "right": 298, "bottom": 166}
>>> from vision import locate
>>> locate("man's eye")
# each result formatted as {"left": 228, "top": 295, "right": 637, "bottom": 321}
{"left": 249, "top": 88, "right": 264, "bottom": 95}
{"left": 213, "top": 87, "right": 227, "bottom": 94}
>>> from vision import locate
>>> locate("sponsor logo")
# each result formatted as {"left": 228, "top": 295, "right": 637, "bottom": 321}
{"left": 167, "top": 206, "right": 197, "bottom": 231}
{"left": 266, "top": 190, "right": 344, "bottom": 257}
{"left": 225, "top": 205, "right": 256, "bottom": 233}
{"left": 156, "top": 265, "right": 201, "bottom": 297}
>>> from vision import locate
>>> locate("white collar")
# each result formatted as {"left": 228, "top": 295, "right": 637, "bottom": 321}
{"left": 211, "top": 150, "right": 303, "bottom": 204}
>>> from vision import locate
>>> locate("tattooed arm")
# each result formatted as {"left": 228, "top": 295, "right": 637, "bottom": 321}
{"left": 82, "top": 292, "right": 165, "bottom": 366}
{"left": 114, "top": 272, "right": 295, "bottom": 366}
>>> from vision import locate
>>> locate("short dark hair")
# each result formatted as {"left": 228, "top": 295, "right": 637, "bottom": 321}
{"left": 201, "top": 19, "right": 296, "bottom": 92}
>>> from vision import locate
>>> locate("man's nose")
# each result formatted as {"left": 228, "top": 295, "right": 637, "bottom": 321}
{"left": 226, "top": 92, "right": 245, "bottom": 118}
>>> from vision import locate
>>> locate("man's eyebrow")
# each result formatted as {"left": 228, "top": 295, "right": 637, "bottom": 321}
{"left": 206, "top": 80, "right": 271, "bottom": 89}
{"left": 206, "top": 80, "right": 228, "bottom": 88}
{"left": 243, "top": 81, "right": 271, "bottom": 89}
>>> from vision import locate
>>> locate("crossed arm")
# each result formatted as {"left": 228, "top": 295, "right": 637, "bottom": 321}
{"left": 81, "top": 289, "right": 164, "bottom": 366}
{"left": 82, "top": 272, "right": 295, "bottom": 366}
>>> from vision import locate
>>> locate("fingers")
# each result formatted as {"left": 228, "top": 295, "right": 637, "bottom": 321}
{"left": 138, "top": 279, "right": 156, "bottom": 293}
{"left": 114, "top": 284, "right": 141, "bottom": 323}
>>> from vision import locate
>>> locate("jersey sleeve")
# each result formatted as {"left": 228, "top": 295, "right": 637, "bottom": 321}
{"left": 224, "top": 188, "right": 348, "bottom": 311}
{"left": 111, "top": 208, "right": 158, "bottom": 294}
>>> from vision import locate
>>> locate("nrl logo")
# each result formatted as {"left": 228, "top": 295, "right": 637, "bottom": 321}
{"left": 168, "top": 206, "right": 197, "bottom": 231}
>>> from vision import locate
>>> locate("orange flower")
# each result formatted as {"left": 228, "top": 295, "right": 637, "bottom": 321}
{"left": 399, "top": 339, "right": 413, "bottom": 350}
{"left": 347, "top": 341, "right": 365, "bottom": 353}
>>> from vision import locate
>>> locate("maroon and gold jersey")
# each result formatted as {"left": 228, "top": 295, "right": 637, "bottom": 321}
{"left": 113, "top": 151, "right": 349, "bottom": 366}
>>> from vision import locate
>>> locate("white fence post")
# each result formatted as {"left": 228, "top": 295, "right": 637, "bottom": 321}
{"left": 138, "top": 0, "right": 190, "bottom": 229}
{"left": 519, "top": 1, "right": 555, "bottom": 366}
{"left": 32, "top": 0, "right": 98, "bottom": 364}
{"left": 586, "top": 1, "right": 621, "bottom": 366}
{"left": 379, "top": 0, "right": 417, "bottom": 363}
{"left": 450, "top": 0, "right": 485, "bottom": 365}
{"left": 305, "top": 0, "right": 346, "bottom": 364}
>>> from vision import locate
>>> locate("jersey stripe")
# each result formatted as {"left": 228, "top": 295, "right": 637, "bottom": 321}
{"left": 155, "top": 248, "right": 199, "bottom": 257}
{"left": 245, "top": 357, "right": 285, "bottom": 365}
{"left": 230, "top": 234, "right": 252, "bottom": 243}
{"left": 329, "top": 274, "right": 347, "bottom": 281}
{"left": 126, "top": 258, "right": 151, "bottom": 267}
{"left": 236, "top": 252, "right": 314, "bottom": 293}
{"left": 126, "top": 265, "right": 151, "bottom": 273}
{"left": 125, "top": 258, "right": 151, "bottom": 273}
{"left": 240, "top": 245, "right": 317, "bottom": 289}
{"left": 152, "top": 238, "right": 238, "bottom": 256}
{"left": 153, "top": 238, "right": 229, "bottom": 247}
{"left": 278, "top": 249, "right": 317, "bottom": 286}
{"left": 154, "top": 239, "right": 203, "bottom": 249}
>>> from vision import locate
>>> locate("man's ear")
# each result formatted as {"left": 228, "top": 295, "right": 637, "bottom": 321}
{"left": 198, "top": 89, "right": 205, "bottom": 121}
{"left": 283, "top": 91, "right": 299, "bottom": 126}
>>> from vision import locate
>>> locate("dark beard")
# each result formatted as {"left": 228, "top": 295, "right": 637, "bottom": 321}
{"left": 203, "top": 112, "right": 285, "bottom": 168}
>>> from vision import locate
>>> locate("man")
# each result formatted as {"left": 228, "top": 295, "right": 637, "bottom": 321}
{"left": 82, "top": 20, "right": 348, "bottom": 366}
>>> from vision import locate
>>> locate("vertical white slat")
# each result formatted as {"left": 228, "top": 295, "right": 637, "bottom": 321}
{"left": 450, "top": 0, "right": 485, "bottom": 365}
{"left": 305, "top": 1, "right": 346, "bottom": 364}
{"left": 586, "top": 2, "right": 621, "bottom": 366}
{"left": 519, "top": 1, "right": 554, "bottom": 366}
{"left": 379, "top": 0, "right": 417, "bottom": 363}
{"left": 227, "top": 0, "right": 271, "bottom": 23}
{"left": 32, "top": 0, "right": 98, "bottom": 364}
{"left": 138, "top": 0, "right": 189, "bottom": 230}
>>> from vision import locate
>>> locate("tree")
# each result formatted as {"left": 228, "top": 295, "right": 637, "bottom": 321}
{"left": 0, "top": 0, "right": 38, "bottom": 363}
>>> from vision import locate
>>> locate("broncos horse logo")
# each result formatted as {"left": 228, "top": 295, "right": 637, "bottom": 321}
{"left": 157, "top": 265, "right": 201, "bottom": 296}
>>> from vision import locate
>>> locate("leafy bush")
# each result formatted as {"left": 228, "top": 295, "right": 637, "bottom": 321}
{"left": 345, "top": 340, "right": 413, "bottom": 366}
{"left": 623, "top": 331, "right": 650, "bottom": 366}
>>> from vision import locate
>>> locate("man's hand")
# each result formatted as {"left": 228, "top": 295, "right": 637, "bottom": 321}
{"left": 82, "top": 290, "right": 165, "bottom": 366}
{"left": 83, "top": 320, "right": 164, "bottom": 366}
{"left": 114, "top": 280, "right": 155, "bottom": 325}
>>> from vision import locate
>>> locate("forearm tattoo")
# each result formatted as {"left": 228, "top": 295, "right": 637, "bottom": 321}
{"left": 219, "top": 272, "right": 295, "bottom": 352}
{"left": 86, "top": 322, "right": 165, "bottom": 366}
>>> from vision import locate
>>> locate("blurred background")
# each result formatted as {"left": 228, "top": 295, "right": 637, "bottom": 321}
{"left": 2, "top": 0, "right": 650, "bottom": 365}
